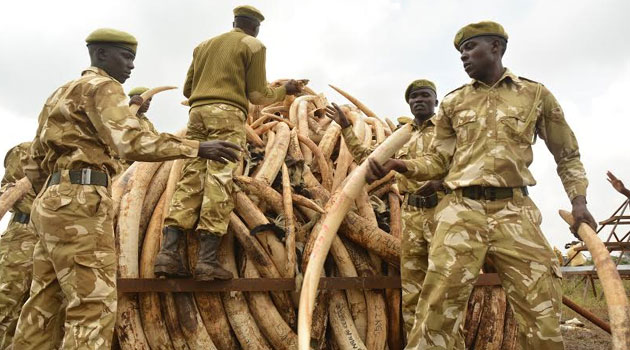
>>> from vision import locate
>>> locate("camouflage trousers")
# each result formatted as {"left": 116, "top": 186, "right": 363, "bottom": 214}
{"left": 164, "top": 103, "right": 246, "bottom": 236}
{"left": 13, "top": 174, "right": 117, "bottom": 350}
{"left": 400, "top": 204, "right": 434, "bottom": 335}
{"left": 0, "top": 218, "right": 37, "bottom": 349}
{"left": 405, "top": 190, "right": 563, "bottom": 350}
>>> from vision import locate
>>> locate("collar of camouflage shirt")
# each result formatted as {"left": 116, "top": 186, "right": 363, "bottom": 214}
{"left": 470, "top": 68, "right": 522, "bottom": 89}
{"left": 412, "top": 114, "right": 436, "bottom": 131}
{"left": 81, "top": 66, "right": 113, "bottom": 80}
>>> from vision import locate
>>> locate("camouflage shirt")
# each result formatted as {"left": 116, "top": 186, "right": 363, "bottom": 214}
{"left": 24, "top": 67, "right": 199, "bottom": 193}
{"left": 402, "top": 69, "right": 588, "bottom": 200}
{"left": 0, "top": 142, "right": 35, "bottom": 214}
{"left": 342, "top": 116, "right": 437, "bottom": 193}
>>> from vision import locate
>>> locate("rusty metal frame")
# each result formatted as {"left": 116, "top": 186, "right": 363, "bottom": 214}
{"left": 117, "top": 272, "right": 502, "bottom": 293}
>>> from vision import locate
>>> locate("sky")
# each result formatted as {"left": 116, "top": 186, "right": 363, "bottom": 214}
{"left": 0, "top": 0, "right": 629, "bottom": 254}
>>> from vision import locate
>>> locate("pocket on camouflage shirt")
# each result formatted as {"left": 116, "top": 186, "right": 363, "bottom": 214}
{"left": 453, "top": 113, "right": 479, "bottom": 146}
{"left": 500, "top": 109, "right": 537, "bottom": 145}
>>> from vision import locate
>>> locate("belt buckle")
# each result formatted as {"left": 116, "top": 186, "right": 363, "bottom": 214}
{"left": 81, "top": 169, "right": 92, "bottom": 185}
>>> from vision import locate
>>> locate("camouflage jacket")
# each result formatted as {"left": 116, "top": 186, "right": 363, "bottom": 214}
{"left": 24, "top": 67, "right": 199, "bottom": 193}
{"left": 402, "top": 69, "right": 588, "bottom": 200}
{"left": 0, "top": 142, "right": 35, "bottom": 214}
{"left": 342, "top": 116, "right": 437, "bottom": 193}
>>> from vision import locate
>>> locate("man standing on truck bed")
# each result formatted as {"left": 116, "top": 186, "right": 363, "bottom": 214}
{"left": 155, "top": 5, "right": 304, "bottom": 281}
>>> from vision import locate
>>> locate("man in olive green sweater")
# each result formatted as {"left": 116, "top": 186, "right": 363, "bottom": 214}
{"left": 156, "top": 5, "right": 302, "bottom": 280}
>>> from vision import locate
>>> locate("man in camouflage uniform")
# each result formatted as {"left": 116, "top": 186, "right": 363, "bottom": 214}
{"left": 127, "top": 86, "right": 159, "bottom": 134}
{"left": 116, "top": 86, "right": 160, "bottom": 171}
{"left": 366, "top": 21, "right": 597, "bottom": 350}
{"left": 0, "top": 142, "right": 37, "bottom": 349}
{"left": 156, "top": 5, "right": 303, "bottom": 280}
{"left": 13, "top": 28, "right": 241, "bottom": 350}
{"left": 326, "top": 79, "right": 447, "bottom": 335}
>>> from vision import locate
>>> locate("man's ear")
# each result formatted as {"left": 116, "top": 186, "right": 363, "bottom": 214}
{"left": 95, "top": 46, "right": 108, "bottom": 63}
{"left": 491, "top": 38, "right": 501, "bottom": 54}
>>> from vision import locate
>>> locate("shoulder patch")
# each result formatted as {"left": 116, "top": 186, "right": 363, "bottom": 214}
{"left": 3, "top": 145, "right": 20, "bottom": 168}
{"left": 241, "top": 35, "right": 265, "bottom": 53}
{"left": 518, "top": 76, "right": 545, "bottom": 86}
{"left": 444, "top": 84, "right": 467, "bottom": 97}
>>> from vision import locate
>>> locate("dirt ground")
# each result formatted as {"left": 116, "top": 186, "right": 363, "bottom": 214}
{"left": 561, "top": 315, "right": 611, "bottom": 350}
{"left": 560, "top": 276, "right": 621, "bottom": 350}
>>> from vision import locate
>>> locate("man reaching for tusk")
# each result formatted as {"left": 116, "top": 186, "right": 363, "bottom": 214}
{"left": 12, "top": 28, "right": 241, "bottom": 350}
{"left": 607, "top": 171, "right": 630, "bottom": 199}
{"left": 115, "top": 86, "right": 160, "bottom": 172}
{"left": 365, "top": 21, "right": 597, "bottom": 350}
{"left": 0, "top": 142, "right": 37, "bottom": 350}
{"left": 326, "top": 79, "right": 452, "bottom": 337}
{"left": 155, "top": 5, "right": 304, "bottom": 281}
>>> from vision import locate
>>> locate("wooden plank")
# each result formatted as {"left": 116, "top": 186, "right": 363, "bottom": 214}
{"left": 118, "top": 273, "right": 503, "bottom": 293}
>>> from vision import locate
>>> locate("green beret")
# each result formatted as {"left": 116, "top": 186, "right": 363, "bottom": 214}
{"left": 397, "top": 116, "right": 413, "bottom": 125}
{"left": 233, "top": 5, "right": 264, "bottom": 22}
{"left": 453, "top": 21, "right": 508, "bottom": 50}
{"left": 128, "top": 86, "right": 150, "bottom": 97}
{"left": 404, "top": 79, "right": 437, "bottom": 102}
{"left": 86, "top": 28, "right": 138, "bottom": 54}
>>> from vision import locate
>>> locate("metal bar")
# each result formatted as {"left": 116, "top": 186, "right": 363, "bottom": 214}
{"left": 562, "top": 296, "right": 611, "bottom": 334}
{"left": 117, "top": 273, "right": 503, "bottom": 293}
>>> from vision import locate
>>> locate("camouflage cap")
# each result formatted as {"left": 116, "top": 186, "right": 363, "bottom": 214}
{"left": 233, "top": 5, "right": 264, "bottom": 22}
{"left": 397, "top": 116, "right": 413, "bottom": 125}
{"left": 128, "top": 86, "right": 149, "bottom": 97}
{"left": 86, "top": 28, "right": 138, "bottom": 54}
{"left": 453, "top": 21, "right": 508, "bottom": 50}
{"left": 404, "top": 79, "right": 437, "bottom": 101}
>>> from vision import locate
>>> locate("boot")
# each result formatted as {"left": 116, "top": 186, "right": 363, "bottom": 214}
{"left": 195, "top": 232, "right": 233, "bottom": 281}
{"left": 154, "top": 226, "right": 191, "bottom": 278}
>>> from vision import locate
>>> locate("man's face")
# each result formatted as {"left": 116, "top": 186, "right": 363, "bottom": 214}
{"left": 459, "top": 37, "right": 496, "bottom": 80}
{"left": 407, "top": 87, "right": 437, "bottom": 118}
{"left": 138, "top": 97, "right": 152, "bottom": 114}
{"left": 100, "top": 46, "right": 135, "bottom": 83}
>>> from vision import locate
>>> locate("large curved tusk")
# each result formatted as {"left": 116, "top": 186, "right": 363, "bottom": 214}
{"left": 329, "top": 84, "right": 392, "bottom": 134}
{"left": 297, "top": 124, "right": 412, "bottom": 350}
{"left": 559, "top": 210, "right": 630, "bottom": 350}
{"left": 129, "top": 86, "right": 177, "bottom": 115}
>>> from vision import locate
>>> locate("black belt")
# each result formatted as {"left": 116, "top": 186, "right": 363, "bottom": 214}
{"left": 47, "top": 169, "right": 108, "bottom": 188}
{"left": 460, "top": 186, "right": 528, "bottom": 201}
{"left": 12, "top": 211, "right": 30, "bottom": 224}
{"left": 407, "top": 192, "right": 439, "bottom": 209}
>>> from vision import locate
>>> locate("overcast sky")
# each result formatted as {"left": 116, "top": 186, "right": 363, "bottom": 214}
{"left": 1, "top": 0, "right": 629, "bottom": 253}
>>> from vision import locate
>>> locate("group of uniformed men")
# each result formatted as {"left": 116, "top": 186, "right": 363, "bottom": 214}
{"left": 0, "top": 4, "right": 599, "bottom": 350}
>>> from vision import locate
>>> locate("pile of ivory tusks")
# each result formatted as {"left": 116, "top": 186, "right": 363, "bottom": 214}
{"left": 111, "top": 83, "right": 409, "bottom": 350}
{"left": 2, "top": 83, "right": 628, "bottom": 350}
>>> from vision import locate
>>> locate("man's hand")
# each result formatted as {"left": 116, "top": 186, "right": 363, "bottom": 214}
{"left": 570, "top": 195, "right": 597, "bottom": 237}
{"left": 365, "top": 158, "right": 407, "bottom": 184}
{"left": 129, "top": 95, "right": 144, "bottom": 106}
{"left": 607, "top": 171, "right": 630, "bottom": 198}
{"left": 284, "top": 79, "right": 308, "bottom": 95}
{"left": 417, "top": 180, "right": 444, "bottom": 196}
{"left": 198, "top": 140, "right": 242, "bottom": 164}
{"left": 325, "top": 103, "right": 351, "bottom": 128}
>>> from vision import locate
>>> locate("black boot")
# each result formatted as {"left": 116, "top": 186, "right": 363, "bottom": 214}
{"left": 195, "top": 233, "right": 233, "bottom": 281}
{"left": 154, "top": 226, "right": 191, "bottom": 278}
